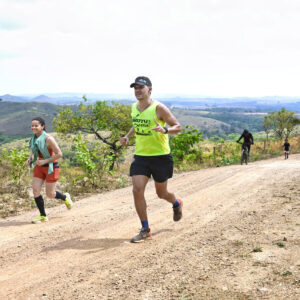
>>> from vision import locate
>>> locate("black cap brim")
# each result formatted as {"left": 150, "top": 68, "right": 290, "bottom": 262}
{"left": 130, "top": 82, "right": 151, "bottom": 88}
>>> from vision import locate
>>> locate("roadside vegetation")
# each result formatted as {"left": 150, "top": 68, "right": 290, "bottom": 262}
{"left": 1, "top": 102, "right": 299, "bottom": 218}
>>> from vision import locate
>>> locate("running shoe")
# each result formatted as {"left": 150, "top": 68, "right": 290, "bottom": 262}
{"left": 130, "top": 227, "right": 152, "bottom": 243}
{"left": 32, "top": 215, "right": 48, "bottom": 224}
{"left": 64, "top": 193, "right": 73, "bottom": 210}
{"left": 173, "top": 199, "right": 183, "bottom": 221}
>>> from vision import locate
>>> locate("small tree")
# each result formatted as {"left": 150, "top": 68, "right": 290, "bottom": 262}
{"left": 265, "top": 108, "right": 300, "bottom": 140}
{"left": 53, "top": 98, "right": 132, "bottom": 170}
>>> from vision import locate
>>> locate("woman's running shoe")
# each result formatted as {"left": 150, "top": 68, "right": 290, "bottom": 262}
{"left": 32, "top": 215, "right": 48, "bottom": 224}
{"left": 64, "top": 193, "right": 73, "bottom": 210}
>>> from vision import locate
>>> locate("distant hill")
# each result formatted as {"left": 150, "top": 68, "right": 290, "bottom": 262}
{"left": 170, "top": 107, "right": 269, "bottom": 138}
{"left": 0, "top": 99, "right": 298, "bottom": 142}
{"left": 0, "top": 102, "right": 62, "bottom": 138}
{"left": 0, "top": 93, "right": 131, "bottom": 105}
{"left": 32, "top": 95, "right": 54, "bottom": 102}
{"left": 0, "top": 101, "right": 239, "bottom": 141}
{"left": 2, "top": 93, "right": 300, "bottom": 111}
{"left": 0, "top": 94, "right": 85, "bottom": 105}
{"left": 0, "top": 94, "right": 30, "bottom": 102}
{"left": 172, "top": 109, "right": 233, "bottom": 137}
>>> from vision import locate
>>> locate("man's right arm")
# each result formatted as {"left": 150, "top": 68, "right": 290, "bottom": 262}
{"left": 237, "top": 134, "right": 243, "bottom": 143}
{"left": 120, "top": 126, "right": 135, "bottom": 146}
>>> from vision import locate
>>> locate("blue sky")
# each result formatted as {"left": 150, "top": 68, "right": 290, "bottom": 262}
{"left": 1, "top": 0, "right": 300, "bottom": 97}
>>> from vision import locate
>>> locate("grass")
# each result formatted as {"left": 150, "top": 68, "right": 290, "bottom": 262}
{"left": 276, "top": 241, "right": 285, "bottom": 248}
{"left": 178, "top": 135, "right": 300, "bottom": 169}
{"left": 232, "top": 240, "right": 243, "bottom": 247}
{"left": 252, "top": 247, "right": 263, "bottom": 253}
{"left": 282, "top": 270, "right": 292, "bottom": 276}
{"left": 252, "top": 261, "right": 270, "bottom": 267}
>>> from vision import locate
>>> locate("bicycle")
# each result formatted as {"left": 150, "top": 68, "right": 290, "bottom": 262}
{"left": 237, "top": 142, "right": 249, "bottom": 165}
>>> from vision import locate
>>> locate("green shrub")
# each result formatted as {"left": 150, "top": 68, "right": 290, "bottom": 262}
{"left": 1, "top": 144, "right": 29, "bottom": 193}
{"left": 170, "top": 125, "right": 203, "bottom": 166}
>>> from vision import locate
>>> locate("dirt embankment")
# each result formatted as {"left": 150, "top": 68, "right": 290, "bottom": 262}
{"left": 0, "top": 155, "right": 299, "bottom": 299}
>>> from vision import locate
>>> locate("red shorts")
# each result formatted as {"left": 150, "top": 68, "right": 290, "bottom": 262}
{"left": 33, "top": 163, "right": 59, "bottom": 183}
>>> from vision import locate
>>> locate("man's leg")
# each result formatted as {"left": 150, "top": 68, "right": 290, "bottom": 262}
{"left": 155, "top": 180, "right": 183, "bottom": 222}
{"left": 131, "top": 175, "right": 152, "bottom": 242}
{"left": 247, "top": 145, "right": 251, "bottom": 157}
{"left": 154, "top": 180, "right": 176, "bottom": 204}
{"left": 132, "top": 175, "right": 149, "bottom": 222}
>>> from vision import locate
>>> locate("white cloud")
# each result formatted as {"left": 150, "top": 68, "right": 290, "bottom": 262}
{"left": 0, "top": 0, "right": 300, "bottom": 96}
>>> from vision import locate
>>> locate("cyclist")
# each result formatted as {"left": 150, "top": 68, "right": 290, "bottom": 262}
{"left": 236, "top": 129, "right": 254, "bottom": 156}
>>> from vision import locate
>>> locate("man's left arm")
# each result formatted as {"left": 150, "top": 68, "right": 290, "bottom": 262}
{"left": 154, "top": 104, "right": 182, "bottom": 134}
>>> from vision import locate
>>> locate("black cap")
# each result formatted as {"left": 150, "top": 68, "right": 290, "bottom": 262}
{"left": 130, "top": 76, "right": 152, "bottom": 88}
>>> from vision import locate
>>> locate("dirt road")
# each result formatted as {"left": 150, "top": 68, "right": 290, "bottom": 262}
{"left": 0, "top": 155, "right": 299, "bottom": 300}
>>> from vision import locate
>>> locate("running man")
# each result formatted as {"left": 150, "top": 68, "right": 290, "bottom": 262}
{"left": 120, "top": 76, "right": 182, "bottom": 243}
{"left": 26, "top": 117, "right": 73, "bottom": 223}
{"left": 237, "top": 129, "right": 254, "bottom": 156}
{"left": 283, "top": 139, "right": 290, "bottom": 159}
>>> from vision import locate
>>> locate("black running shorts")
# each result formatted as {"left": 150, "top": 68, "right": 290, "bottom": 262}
{"left": 130, "top": 154, "right": 174, "bottom": 183}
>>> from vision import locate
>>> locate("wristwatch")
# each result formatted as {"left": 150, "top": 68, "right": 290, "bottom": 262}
{"left": 163, "top": 127, "right": 168, "bottom": 134}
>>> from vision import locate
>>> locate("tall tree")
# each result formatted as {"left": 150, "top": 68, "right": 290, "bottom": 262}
{"left": 263, "top": 115, "right": 273, "bottom": 142}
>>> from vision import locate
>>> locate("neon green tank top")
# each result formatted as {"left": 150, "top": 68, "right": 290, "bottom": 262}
{"left": 131, "top": 100, "right": 170, "bottom": 156}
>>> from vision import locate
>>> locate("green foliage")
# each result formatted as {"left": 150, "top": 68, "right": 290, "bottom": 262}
{"left": 170, "top": 125, "right": 203, "bottom": 165}
{"left": 276, "top": 241, "right": 285, "bottom": 248}
{"left": 72, "top": 135, "right": 117, "bottom": 186}
{"left": 53, "top": 99, "right": 132, "bottom": 170}
{"left": 202, "top": 109, "right": 264, "bottom": 133}
{"left": 227, "top": 133, "right": 240, "bottom": 141}
{"left": 72, "top": 134, "right": 120, "bottom": 187}
{"left": 252, "top": 246, "right": 263, "bottom": 252}
{"left": 73, "top": 135, "right": 98, "bottom": 186}
{"left": 263, "top": 115, "right": 273, "bottom": 140}
{"left": 1, "top": 144, "right": 29, "bottom": 192}
{"left": 282, "top": 270, "right": 292, "bottom": 276}
{"left": 264, "top": 108, "right": 300, "bottom": 139}
{"left": 211, "top": 140, "right": 241, "bottom": 166}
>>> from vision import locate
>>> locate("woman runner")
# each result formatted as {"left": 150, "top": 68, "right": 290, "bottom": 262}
{"left": 26, "top": 117, "right": 73, "bottom": 223}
